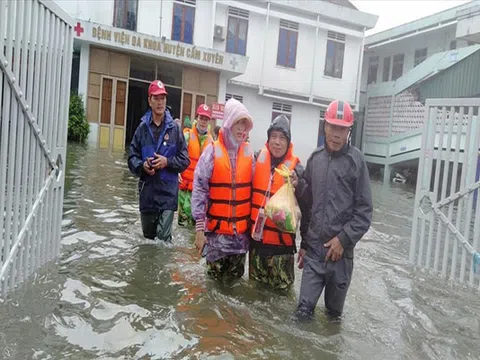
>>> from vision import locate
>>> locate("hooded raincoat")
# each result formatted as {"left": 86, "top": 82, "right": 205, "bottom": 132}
{"left": 249, "top": 115, "right": 305, "bottom": 289}
{"left": 191, "top": 98, "right": 254, "bottom": 263}
{"left": 251, "top": 114, "right": 305, "bottom": 256}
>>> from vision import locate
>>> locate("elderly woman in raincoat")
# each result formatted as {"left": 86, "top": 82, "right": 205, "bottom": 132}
{"left": 249, "top": 114, "right": 304, "bottom": 291}
{"left": 191, "top": 98, "right": 254, "bottom": 280}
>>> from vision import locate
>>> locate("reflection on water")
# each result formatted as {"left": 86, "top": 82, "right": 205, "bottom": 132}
{"left": 0, "top": 143, "right": 479, "bottom": 360}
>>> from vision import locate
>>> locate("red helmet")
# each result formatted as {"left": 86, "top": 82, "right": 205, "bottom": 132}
{"left": 324, "top": 100, "right": 354, "bottom": 127}
{"left": 148, "top": 80, "right": 168, "bottom": 96}
{"left": 196, "top": 104, "right": 211, "bottom": 119}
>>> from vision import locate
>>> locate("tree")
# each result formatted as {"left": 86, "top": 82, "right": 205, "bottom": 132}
{"left": 68, "top": 93, "right": 89, "bottom": 143}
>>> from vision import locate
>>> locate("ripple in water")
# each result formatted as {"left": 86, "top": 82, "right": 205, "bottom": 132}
{"left": 0, "top": 143, "right": 479, "bottom": 360}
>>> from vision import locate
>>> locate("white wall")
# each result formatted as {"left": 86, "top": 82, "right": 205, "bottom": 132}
{"left": 136, "top": 0, "right": 163, "bottom": 37}
{"left": 360, "top": 25, "right": 463, "bottom": 92}
{"left": 56, "top": 0, "right": 213, "bottom": 45}
{"left": 261, "top": 18, "right": 313, "bottom": 96}
{"left": 226, "top": 84, "right": 320, "bottom": 164}
{"left": 213, "top": 3, "right": 363, "bottom": 104}
{"left": 137, "top": 0, "right": 213, "bottom": 45}
{"left": 213, "top": 4, "right": 265, "bottom": 87}
{"left": 77, "top": 42, "right": 90, "bottom": 103}
{"left": 55, "top": 0, "right": 113, "bottom": 25}
{"left": 193, "top": 1, "right": 213, "bottom": 48}
{"left": 312, "top": 28, "right": 361, "bottom": 103}
{"left": 212, "top": 2, "right": 228, "bottom": 51}
{"left": 56, "top": 0, "right": 369, "bottom": 108}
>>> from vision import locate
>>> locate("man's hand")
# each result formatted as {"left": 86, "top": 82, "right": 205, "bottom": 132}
{"left": 194, "top": 231, "right": 207, "bottom": 256}
{"left": 143, "top": 158, "right": 155, "bottom": 176}
{"left": 290, "top": 170, "right": 298, "bottom": 188}
{"left": 178, "top": 174, "right": 183, "bottom": 184}
{"left": 297, "top": 248, "right": 306, "bottom": 269}
{"left": 151, "top": 153, "right": 168, "bottom": 170}
{"left": 324, "top": 236, "right": 344, "bottom": 262}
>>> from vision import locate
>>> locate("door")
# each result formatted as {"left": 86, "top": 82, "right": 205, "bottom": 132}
{"left": 99, "top": 77, "right": 128, "bottom": 150}
{"left": 181, "top": 91, "right": 206, "bottom": 128}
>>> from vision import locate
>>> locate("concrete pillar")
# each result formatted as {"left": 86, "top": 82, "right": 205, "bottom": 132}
{"left": 77, "top": 43, "right": 98, "bottom": 146}
{"left": 217, "top": 72, "right": 229, "bottom": 124}
{"left": 383, "top": 164, "right": 392, "bottom": 184}
{"left": 78, "top": 42, "right": 90, "bottom": 105}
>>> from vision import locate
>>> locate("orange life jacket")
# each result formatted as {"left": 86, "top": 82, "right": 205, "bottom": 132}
{"left": 180, "top": 127, "right": 213, "bottom": 191}
{"left": 207, "top": 134, "right": 253, "bottom": 235}
{"left": 251, "top": 145, "right": 299, "bottom": 247}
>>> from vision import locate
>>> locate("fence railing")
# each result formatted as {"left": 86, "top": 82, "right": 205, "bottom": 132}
{"left": 410, "top": 98, "right": 480, "bottom": 290}
{"left": 0, "top": 0, "right": 73, "bottom": 297}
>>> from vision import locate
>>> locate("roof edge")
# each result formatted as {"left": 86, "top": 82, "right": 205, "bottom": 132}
{"left": 365, "top": 1, "right": 474, "bottom": 45}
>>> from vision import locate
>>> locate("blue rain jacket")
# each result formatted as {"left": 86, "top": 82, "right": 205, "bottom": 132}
{"left": 128, "top": 109, "right": 190, "bottom": 213}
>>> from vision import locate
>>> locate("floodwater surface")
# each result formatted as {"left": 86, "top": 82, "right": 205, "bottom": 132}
{"left": 0, "top": 143, "right": 479, "bottom": 360}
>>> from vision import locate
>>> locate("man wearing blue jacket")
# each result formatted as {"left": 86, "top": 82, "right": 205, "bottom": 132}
{"left": 128, "top": 80, "right": 190, "bottom": 242}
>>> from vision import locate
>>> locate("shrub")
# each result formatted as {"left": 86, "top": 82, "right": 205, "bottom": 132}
{"left": 68, "top": 93, "right": 89, "bottom": 143}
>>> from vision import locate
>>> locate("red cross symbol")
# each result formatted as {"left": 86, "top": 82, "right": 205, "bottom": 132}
{"left": 74, "top": 22, "right": 84, "bottom": 37}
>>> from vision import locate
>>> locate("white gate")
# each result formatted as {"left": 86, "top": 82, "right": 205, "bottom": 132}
{"left": 410, "top": 98, "right": 480, "bottom": 289}
{"left": 0, "top": 0, "right": 73, "bottom": 297}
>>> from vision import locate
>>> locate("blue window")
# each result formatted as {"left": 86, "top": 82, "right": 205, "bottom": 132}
{"left": 276, "top": 21, "right": 298, "bottom": 69}
{"left": 113, "top": 0, "right": 138, "bottom": 31}
{"left": 324, "top": 31, "right": 346, "bottom": 79}
{"left": 226, "top": 10, "right": 248, "bottom": 55}
{"left": 172, "top": 2, "right": 195, "bottom": 44}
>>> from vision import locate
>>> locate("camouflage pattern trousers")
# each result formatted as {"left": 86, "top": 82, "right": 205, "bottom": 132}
{"left": 177, "top": 189, "right": 195, "bottom": 227}
{"left": 206, "top": 253, "right": 246, "bottom": 280}
{"left": 248, "top": 247, "right": 295, "bottom": 290}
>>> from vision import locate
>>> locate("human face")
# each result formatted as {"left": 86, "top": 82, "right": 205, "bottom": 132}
{"left": 268, "top": 130, "right": 289, "bottom": 159}
{"left": 324, "top": 121, "right": 350, "bottom": 152}
{"left": 196, "top": 115, "right": 210, "bottom": 132}
{"left": 148, "top": 94, "right": 166, "bottom": 117}
{"left": 231, "top": 118, "right": 249, "bottom": 143}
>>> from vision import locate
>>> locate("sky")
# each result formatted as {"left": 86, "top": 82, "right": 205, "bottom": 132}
{"left": 351, "top": 0, "right": 473, "bottom": 35}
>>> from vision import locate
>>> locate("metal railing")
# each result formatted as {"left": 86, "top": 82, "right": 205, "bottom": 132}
{"left": 410, "top": 98, "right": 480, "bottom": 290}
{"left": 0, "top": 0, "right": 73, "bottom": 297}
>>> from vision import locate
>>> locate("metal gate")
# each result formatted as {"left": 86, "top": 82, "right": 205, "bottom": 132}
{"left": 410, "top": 98, "right": 480, "bottom": 289}
{"left": 0, "top": 0, "right": 73, "bottom": 297}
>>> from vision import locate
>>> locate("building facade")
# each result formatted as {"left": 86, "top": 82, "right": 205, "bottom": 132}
{"left": 56, "top": 0, "right": 377, "bottom": 161}
{"left": 358, "top": 0, "right": 480, "bottom": 182}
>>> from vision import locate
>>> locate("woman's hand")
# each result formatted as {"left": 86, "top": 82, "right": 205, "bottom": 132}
{"left": 290, "top": 170, "right": 298, "bottom": 188}
{"left": 195, "top": 231, "right": 207, "bottom": 256}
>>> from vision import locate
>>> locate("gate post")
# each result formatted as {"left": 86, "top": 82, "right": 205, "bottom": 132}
{"left": 474, "top": 152, "right": 480, "bottom": 209}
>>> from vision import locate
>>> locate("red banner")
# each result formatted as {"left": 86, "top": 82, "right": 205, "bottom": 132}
{"left": 211, "top": 103, "right": 225, "bottom": 121}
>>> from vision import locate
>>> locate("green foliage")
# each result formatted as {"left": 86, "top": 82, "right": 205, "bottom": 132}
{"left": 68, "top": 93, "right": 89, "bottom": 143}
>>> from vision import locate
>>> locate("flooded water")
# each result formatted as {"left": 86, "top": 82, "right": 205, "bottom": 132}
{"left": 1, "top": 143, "right": 479, "bottom": 360}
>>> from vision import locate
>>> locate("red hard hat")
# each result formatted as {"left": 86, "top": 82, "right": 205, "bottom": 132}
{"left": 324, "top": 100, "right": 354, "bottom": 127}
{"left": 148, "top": 80, "right": 168, "bottom": 96}
{"left": 196, "top": 104, "right": 211, "bottom": 119}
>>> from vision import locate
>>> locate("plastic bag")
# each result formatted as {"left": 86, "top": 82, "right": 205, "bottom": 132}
{"left": 264, "top": 165, "right": 300, "bottom": 233}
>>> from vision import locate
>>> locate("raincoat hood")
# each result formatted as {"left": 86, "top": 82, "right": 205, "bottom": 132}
{"left": 268, "top": 114, "right": 291, "bottom": 144}
{"left": 220, "top": 98, "right": 253, "bottom": 150}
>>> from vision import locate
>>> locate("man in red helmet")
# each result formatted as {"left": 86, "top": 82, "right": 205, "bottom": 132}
{"left": 178, "top": 104, "right": 214, "bottom": 227}
{"left": 294, "top": 100, "right": 373, "bottom": 320}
